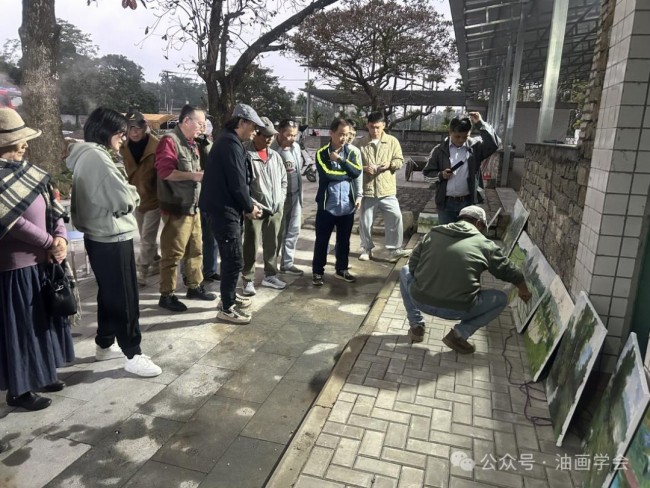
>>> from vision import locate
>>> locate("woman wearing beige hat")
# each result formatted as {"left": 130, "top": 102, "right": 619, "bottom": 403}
{"left": 0, "top": 108, "right": 75, "bottom": 411}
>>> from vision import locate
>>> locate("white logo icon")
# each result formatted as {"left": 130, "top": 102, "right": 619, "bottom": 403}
{"left": 450, "top": 451, "right": 475, "bottom": 472}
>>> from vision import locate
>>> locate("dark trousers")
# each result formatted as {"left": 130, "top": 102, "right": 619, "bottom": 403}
{"left": 85, "top": 238, "right": 142, "bottom": 358}
{"left": 211, "top": 218, "right": 243, "bottom": 310}
{"left": 438, "top": 196, "right": 471, "bottom": 224}
{"left": 312, "top": 208, "right": 355, "bottom": 275}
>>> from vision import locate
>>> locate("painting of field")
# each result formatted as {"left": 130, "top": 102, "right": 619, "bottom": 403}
{"left": 417, "top": 212, "right": 438, "bottom": 234}
{"left": 582, "top": 333, "right": 650, "bottom": 488}
{"left": 546, "top": 292, "right": 607, "bottom": 447}
{"left": 524, "top": 276, "right": 574, "bottom": 382}
{"left": 509, "top": 235, "right": 556, "bottom": 333}
{"left": 501, "top": 199, "right": 529, "bottom": 257}
{"left": 508, "top": 231, "right": 535, "bottom": 270}
{"left": 611, "top": 391, "right": 650, "bottom": 488}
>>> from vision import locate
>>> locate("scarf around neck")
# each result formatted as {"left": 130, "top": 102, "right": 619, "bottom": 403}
{"left": 0, "top": 158, "right": 67, "bottom": 240}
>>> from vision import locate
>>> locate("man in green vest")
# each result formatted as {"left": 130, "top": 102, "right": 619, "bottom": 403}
{"left": 155, "top": 104, "right": 217, "bottom": 312}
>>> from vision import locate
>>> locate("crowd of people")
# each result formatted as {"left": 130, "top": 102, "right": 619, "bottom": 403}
{"left": 0, "top": 101, "right": 532, "bottom": 411}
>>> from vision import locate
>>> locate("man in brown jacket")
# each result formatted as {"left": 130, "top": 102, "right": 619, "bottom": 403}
{"left": 120, "top": 111, "right": 161, "bottom": 286}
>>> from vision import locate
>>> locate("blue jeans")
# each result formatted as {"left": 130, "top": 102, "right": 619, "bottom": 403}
{"left": 399, "top": 266, "right": 507, "bottom": 340}
{"left": 438, "top": 196, "right": 471, "bottom": 224}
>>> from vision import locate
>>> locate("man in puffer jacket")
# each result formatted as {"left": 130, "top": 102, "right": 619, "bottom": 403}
{"left": 400, "top": 206, "right": 531, "bottom": 352}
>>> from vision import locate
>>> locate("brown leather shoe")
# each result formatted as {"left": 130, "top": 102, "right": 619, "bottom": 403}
{"left": 442, "top": 329, "right": 475, "bottom": 354}
{"left": 409, "top": 324, "right": 425, "bottom": 343}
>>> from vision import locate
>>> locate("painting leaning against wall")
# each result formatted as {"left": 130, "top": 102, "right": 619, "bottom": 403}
{"left": 582, "top": 333, "right": 650, "bottom": 488}
{"left": 546, "top": 292, "right": 607, "bottom": 447}
{"left": 524, "top": 275, "right": 574, "bottom": 382}
{"left": 509, "top": 233, "right": 556, "bottom": 333}
{"left": 500, "top": 198, "right": 530, "bottom": 257}
{"left": 610, "top": 386, "right": 650, "bottom": 488}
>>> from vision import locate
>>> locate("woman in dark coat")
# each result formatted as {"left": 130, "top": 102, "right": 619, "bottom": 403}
{"left": 0, "top": 108, "right": 75, "bottom": 411}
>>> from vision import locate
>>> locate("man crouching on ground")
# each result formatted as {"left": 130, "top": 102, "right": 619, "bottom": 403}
{"left": 399, "top": 206, "right": 531, "bottom": 352}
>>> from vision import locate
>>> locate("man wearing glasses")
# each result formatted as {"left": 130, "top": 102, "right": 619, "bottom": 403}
{"left": 155, "top": 104, "right": 217, "bottom": 312}
{"left": 241, "top": 117, "right": 288, "bottom": 296}
{"left": 200, "top": 103, "right": 264, "bottom": 324}
{"left": 271, "top": 119, "right": 305, "bottom": 277}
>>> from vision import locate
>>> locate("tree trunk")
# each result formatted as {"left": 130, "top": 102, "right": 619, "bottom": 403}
{"left": 19, "top": 0, "right": 66, "bottom": 176}
{"left": 214, "top": 78, "right": 236, "bottom": 128}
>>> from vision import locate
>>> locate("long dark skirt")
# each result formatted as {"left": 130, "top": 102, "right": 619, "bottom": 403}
{"left": 0, "top": 264, "right": 75, "bottom": 395}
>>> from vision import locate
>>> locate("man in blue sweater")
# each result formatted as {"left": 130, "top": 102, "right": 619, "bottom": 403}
{"left": 311, "top": 118, "right": 363, "bottom": 286}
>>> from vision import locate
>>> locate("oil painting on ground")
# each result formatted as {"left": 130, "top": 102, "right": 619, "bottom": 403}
{"left": 611, "top": 395, "right": 650, "bottom": 488}
{"left": 508, "top": 232, "right": 555, "bottom": 332}
{"left": 524, "top": 276, "right": 573, "bottom": 382}
{"left": 582, "top": 333, "right": 650, "bottom": 488}
{"left": 546, "top": 292, "right": 607, "bottom": 447}
{"left": 501, "top": 198, "right": 529, "bottom": 257}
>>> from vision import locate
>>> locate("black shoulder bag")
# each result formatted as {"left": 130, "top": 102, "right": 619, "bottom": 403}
{"left": 42, "top": 261, "right": 78, "bottom": 317}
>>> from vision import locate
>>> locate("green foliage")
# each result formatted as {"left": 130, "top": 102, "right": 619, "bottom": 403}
{"left": 291, "top": 0, "right": 457, "bottom": 112}
{"left": 3, "top": 19, "right": 159, "bottom": 116}
{"left": 234, "top": 65, "right": 295, "bottom": 123}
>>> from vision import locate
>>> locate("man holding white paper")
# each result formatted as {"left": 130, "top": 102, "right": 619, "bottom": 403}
{"left": 423, "top": 112, "right": 500, "bottom": 224}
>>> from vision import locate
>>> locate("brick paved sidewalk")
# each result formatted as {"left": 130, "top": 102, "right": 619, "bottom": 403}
{"left": 269, "top": 274, "right": 586, "bottom": 488}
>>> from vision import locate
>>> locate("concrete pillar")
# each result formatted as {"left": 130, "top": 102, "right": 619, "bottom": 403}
{"left": 536, "top": 0, "right": 570, "bottom": 142}
{"left": 501, "top": 3, "right": 528, "bottom": 186}
{"left": 571, "top": 0, "right": 650, "bottom": 372}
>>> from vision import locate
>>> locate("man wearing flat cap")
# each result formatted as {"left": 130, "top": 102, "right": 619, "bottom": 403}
{"left": 399, "top": 205, "right": 531, "bottom": 352}
{"left": 120, "top": 111, "right": 161, "bottom": 287}
{"left": 240, "top": 117, "right": 288, "bottom": 297}
{"left": 200, "top": 103, "right": 264, "bottom": 325}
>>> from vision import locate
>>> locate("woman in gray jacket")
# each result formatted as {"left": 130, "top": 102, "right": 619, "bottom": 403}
{"left": 67, "top": 108, "right": 161, "bottom": 377}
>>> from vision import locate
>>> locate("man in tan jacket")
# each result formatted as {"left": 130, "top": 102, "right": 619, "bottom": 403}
{"left": 356, "top": 112, "right": 411, "bottom": 263}
{"left": 120, "top": 111, "right": 161, "bottom": 286}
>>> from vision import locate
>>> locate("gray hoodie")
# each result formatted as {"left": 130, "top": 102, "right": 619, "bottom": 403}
{"left": 66, "top": 142, "right": 140, "bottom": 242}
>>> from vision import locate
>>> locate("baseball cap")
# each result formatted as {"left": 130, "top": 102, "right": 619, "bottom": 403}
{"left": 232, "top": 103, "right": 265, "bottom": 127}
{"left": 257, "top": 116, "right": 278, "bottom": 137}
{"left": 458, "top": 205, "right": 487, "bottom": 226}
{"left": 125, "top": 110, "right": 147, "bottom": 128}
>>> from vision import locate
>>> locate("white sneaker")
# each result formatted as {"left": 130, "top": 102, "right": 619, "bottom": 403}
{"left": 136, "top": 270, "right": 147, "bottom": 287}
{"left": 358, "top": 249, "right": 371, "bottom": 261}
{"left": 95, "top": 343, "right": 124, "bottom": 361}
{"left": 388, "top": 248, "right": 412, "bottom": 262}
{"left": 242, "top": 280, "right": 256, "bottom": 296}
{"left": 217, "top": 294, "right": 252, "bottom": 311}
{"left": 217, "top": 305, "right": 252, "bottom": 324}
{"left": 124, "top": 354, "right": 162, "bottom": 377}
{"left": 261, "top": 275, "right": 287, "bottom": 290}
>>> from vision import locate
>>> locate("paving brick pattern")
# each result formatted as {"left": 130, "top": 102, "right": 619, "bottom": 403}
{"left": 292, "top": 275, "right": 586, "bottom": 488}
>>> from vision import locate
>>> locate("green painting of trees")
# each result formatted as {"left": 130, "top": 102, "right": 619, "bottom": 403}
{"left": 501, "top": 200, "right": 530, "bottom": 256}
{"left": 525, "top": 293, "right": 556, "bottom": 373}
{"left": 583, "top": 337, "right": 649, "bottom": 488}
{"left": 547, "top": 294, "right": 606, "bottom": 446}
{"left": 611, "top": 405, "right": 650, "bottom": 488}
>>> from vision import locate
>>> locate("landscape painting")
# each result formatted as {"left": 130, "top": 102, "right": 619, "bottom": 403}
{"left": 500, "top": 199, "right": 529, "bottom": 257}
{"left": 610, "top": 394, "right": 650, "bottom": 488}
{"left": 546, "top": 293, "right": 606, "bottom": 447}
{"left": 508, "top": 231, "right": 536, "bottom": 271}
{"left": 524, "top": 276, "right": 574, "bottom": 382}
{"left": 417, "top": 212, "right": 438, "bottom": 234}
{"left": 509, "top": 236, "right": 556, "bottom": 333}
{"left": 582, "top": 333, "right": 650, "bottom": 488}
